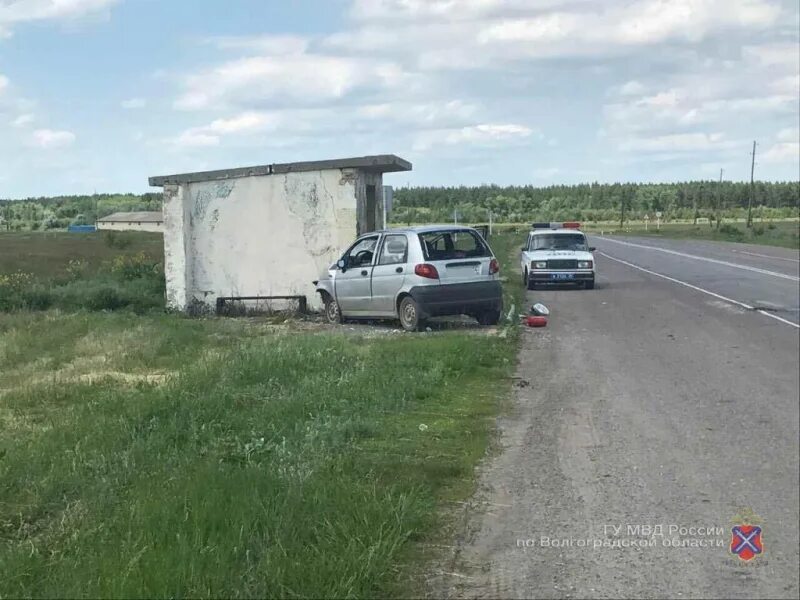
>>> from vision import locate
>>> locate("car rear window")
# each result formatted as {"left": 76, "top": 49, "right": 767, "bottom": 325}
{"left": 418, "top": 230, "right": 490, "bottom": 261}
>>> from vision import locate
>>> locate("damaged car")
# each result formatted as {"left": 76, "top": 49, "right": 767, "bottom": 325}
{"left": 315, "top": 225, "right": 503, "bottom": 332}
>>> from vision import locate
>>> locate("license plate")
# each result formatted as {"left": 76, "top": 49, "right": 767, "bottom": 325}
{"left": 551, "top": 273, "right": 575, "bottom": 280}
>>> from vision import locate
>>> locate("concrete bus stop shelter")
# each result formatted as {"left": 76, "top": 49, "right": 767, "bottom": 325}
{"left": 148, "top": 154, "right": 411, "bottom": 313}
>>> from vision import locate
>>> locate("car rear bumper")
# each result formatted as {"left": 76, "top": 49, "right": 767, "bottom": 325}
{"left": 409, "top": 281, "right": 503, "bottom": 317}
{"left": 530, "top": 271, "right": 594, "bottom": 283}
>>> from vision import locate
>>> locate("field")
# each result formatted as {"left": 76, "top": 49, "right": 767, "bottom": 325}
{"left": 0, "top": 231, "right": 163, "bottom": 278}
{"left": 0, "top": 231, "right": 165, "bottom": 313}
{"left": 0, "top": 231, "right": 523, "bottom": 597}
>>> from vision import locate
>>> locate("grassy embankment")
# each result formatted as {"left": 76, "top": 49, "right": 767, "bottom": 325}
{"left": 0, "top": 230, "right": 524, "bottom": 597}
{"left": 467, "top": 219, "right": 799, "bottom": 250}
{"left": 580, "top": 219, "right": 800, "bottom": 249}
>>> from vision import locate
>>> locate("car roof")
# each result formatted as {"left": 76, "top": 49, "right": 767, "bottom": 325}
{"left": 531, "top": 228, "right": 585, "bottom": 235}
{"left": 371, "top": 224, "right": 481, "bottom": 235}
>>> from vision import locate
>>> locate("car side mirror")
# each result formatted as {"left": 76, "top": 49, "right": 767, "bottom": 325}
{"left": 337, "top": 258, "right": 347, "bottom": 272}
{"left": 589, "top": 247, "right": 596, "bottom": 252}
{"left": 521, "top": 246, "right": 527, "bottom": 251}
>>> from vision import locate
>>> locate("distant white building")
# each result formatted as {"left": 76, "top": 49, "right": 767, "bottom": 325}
{"left": 148, "top": 154, "right": 411, "bottom": 312}
{"left": 96, "top": 211, "right": 163, "bottom": 233}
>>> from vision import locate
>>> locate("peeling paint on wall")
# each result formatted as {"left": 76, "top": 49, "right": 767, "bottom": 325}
{"left": 192, "top": 181, "right": 235, "bottom": 224}
{"left": 283, "top": 174, "right": 338, "bottom": 259}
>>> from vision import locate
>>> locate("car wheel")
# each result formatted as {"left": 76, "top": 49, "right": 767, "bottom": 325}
{"left": 477, "top": 308, "right": 502, "bottom": 326}
{"left": 324, "top": 295, "right": 342, "bottom": 323}
{"left": 585, "top": 279, "right": 595, "bottom": 290}
{"left": 521, "top": 268, "right": 528, "bottom": 286}
{"left": 526, "top": 271, "right": 536, "bottom": 290}
{"left": 399, "top": 296, "right": 425, "bottom": 332}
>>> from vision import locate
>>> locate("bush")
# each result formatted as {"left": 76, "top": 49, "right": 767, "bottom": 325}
{"left": 86, "top": 286, "right": 126, "bottom": 311}
{"left": 109, "top": 252, "right": 161, "bottom": 280}
{"left": 752, "top": 225, "right": 765, "bottom": 236}
{"left": 719, "top": 223, "right": 744, "bottom": 237}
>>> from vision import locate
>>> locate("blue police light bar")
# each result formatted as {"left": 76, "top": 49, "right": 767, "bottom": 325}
{"left": 532, "top": 222, "right": 552, "bottom": 229}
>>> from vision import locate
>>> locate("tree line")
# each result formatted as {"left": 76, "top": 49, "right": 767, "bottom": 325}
{"left": 0, "top": 194, "right": 162, "bottom": 231}
{"left": 390, "top": 181, "right": 799, "bottom": 224}
{"left": 1, "top": 180, "right": 798, "bottom": 232}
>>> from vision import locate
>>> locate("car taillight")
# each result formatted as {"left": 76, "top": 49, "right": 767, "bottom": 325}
{"left": 414, "top": 263, "right": 439, "bottom": 279}
{"left": 489, "top": 258, "right": 499, "bottom": 274}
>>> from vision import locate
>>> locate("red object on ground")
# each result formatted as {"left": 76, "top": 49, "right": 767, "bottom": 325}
{"left": 525, "top": 315, "right": 548, "bottom": 327}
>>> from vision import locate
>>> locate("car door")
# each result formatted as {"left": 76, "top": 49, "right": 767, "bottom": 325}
{"left": 335, "top": 234, "right": 380, "bottom": 316}
{"left": 370, "top": 233, "right": 408, "bottom": 316}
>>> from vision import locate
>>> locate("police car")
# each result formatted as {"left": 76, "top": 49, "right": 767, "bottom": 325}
{"left": 520, "top": 222, "right": 596, "bottom": 290}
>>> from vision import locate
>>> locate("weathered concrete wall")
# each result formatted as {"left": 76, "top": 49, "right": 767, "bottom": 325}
{"left": 162, "top": 184, "right": 192, "bottom": 309}
{"left": 97, "top": 222, "right": 163, "bottom": 233}
{"left": 353, "top": 170, "right": 385, "bottom": 234}
{"left": 163, "top": 168, "right": 362, "bottom": 311}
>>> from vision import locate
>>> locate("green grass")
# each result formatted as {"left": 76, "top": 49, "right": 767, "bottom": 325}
{"left": 0, "top": 231, "right": 163, "bottom": 279}
{"left": 1, "top": 232, "right": 165, "bottom": 313}
{"left": 0, "top": 232, "right": 525, "bottom": 598}
{"left": 581, "top": 220, "right": 800, "bottom": 249}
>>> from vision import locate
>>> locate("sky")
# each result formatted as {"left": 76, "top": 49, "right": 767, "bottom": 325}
{"left": 0, "top": 0, "right": 798, "bottom": 198}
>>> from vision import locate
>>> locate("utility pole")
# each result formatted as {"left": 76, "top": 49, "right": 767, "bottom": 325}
{"left": 619, "top": 192, "right": 625, "bottom": 230}
{"left": 488, "top": 210, "right": 493, "bottom": 235}
{"left": 747, "top": 141, "right": 756, "bottom": 228}
{"left": 716, "top": 168, "right": 724, "bottom": 230}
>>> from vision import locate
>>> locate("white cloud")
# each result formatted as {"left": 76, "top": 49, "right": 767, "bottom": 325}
{"left": 174, "top": 54, "right": 410, "bottom": 110}
{"left": 172, "top": 131, "right": 219, "bottom": 148}
{"left": 763, "top": 127, "right": 800, "bottom": 164}
{"left": 332, "top": 0, "right": 785, "bottom": 70}
{"left": 762, "top": 141, "right": 800, "bottom": 163}
{"left": 121, "top": 97, "right": 146, "bottom": 109}
{"left": 618, "top": 80, "right": 647, "bottom": 96}
{"left": 619, "top": 132, "right": 739, "bottom": 153}
{"left": 0, "top": 0, "right": 119, "bottom": 38}
{"left": 171, "top": 111, "right": 284, "bottom": 148}
{"left": 777, "top": 127, "right": 799, "bottom": 142}
{"left": 31, "top": 128, "right": 76, "bottom": 148}
{"left": 11, "top": 113, "right": 35, "bottom": 127}
{"left": 413, "top": 123, "right": 533, "bottom": 151}
{"left": 0, "top": 73, "right": 8, "bottom": 92}
{"left": 742, "top": 42, "right": 800, "bottom": 68}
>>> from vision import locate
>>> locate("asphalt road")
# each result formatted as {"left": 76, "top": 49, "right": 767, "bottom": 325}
{"left": 435, "top": 236, "right": 799, "bottom": 599}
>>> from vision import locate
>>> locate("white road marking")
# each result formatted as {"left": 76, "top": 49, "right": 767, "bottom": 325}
{"left": 600, "top": 252, "right": 800, "bottom": 330}
{"left": 731, "top": 249, "right": 800, "bottom": 263}
{"left": 596, "top": 237, "right": 800, "bottom": 282}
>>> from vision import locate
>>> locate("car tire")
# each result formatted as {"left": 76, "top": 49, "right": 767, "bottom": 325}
{"left": 399, "top": 296, "right": 425, "bottom": 332}
{"left": 477, "top": 308, "right": 502, "bottom": 326}
{"left": 585, "top": 279, "right": 595, "bottom": 290}
{"left": 526, "top": 271, "right": 536, "bottom": 290}
{"left": 323, "top": 294, "right": 342, "bottom": 324}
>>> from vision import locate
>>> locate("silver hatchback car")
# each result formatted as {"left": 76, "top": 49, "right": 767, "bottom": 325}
{"left": 314, "top": 225, "right": 503, "bottom": 331}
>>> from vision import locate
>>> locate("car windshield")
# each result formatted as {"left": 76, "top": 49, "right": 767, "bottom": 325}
{"left": 531, "top": 233, "right": 587, "bottom": 251}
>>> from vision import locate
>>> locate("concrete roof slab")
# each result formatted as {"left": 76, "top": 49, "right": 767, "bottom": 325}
{"left": 149, "top": 154, "right": 411, "bottom": 187}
